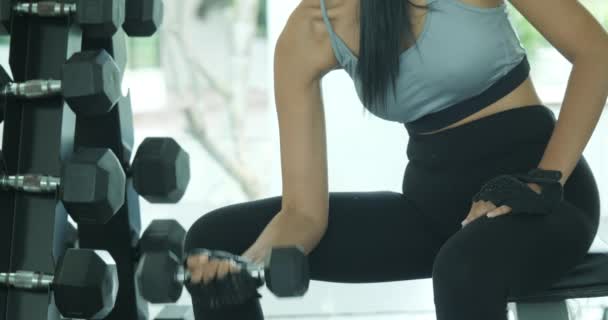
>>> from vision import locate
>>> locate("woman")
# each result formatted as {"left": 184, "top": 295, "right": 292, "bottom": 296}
{"left": 184, "top": 0, "right": 608, "bottom": 319}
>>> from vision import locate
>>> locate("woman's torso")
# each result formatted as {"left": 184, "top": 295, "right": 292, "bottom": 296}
{"left": 318, "top": 0, "right": 544, "bottom": 135}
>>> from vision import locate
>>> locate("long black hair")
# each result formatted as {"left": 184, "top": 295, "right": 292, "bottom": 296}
{"left": 357, "top": 0, "right": 431, "bottom": 114}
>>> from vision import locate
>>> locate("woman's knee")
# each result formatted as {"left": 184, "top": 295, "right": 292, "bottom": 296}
{"left": 184, "top": 198, "right": 282, "bottom": 255}
{"left": 432, "top": 240, "right": 501, "bottom": 296}
{"left": 184, "top": 208, "right": 234, "bottom": 253}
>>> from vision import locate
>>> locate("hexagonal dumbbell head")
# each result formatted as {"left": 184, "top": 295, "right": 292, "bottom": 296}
{"left": 140, "top": 219, "right": 186, "bottom": 258}
{"left": 264, "top": 247, "right": 310, "bottom": 297}
{"left": 136, "top": 220, "right": 186, "bottom": 303}
{"left": 124, "top": 0, "right": 164, "bottom": 37}
{"left": 76, "top": 0, "right": 125, "bottom": 38}
{"left": 131, "top": 138, "right": 190, "bottom": 203}
{"left": 62, "top": 50, "right": 122, "bottom": 117}
{"left": 136, "top": 251, "right": 183, "bottom": 304}
{"left": 61, "top": 148, "right": 126, "bottom": 224}
{"left": 54, "top": 249, "right": 118, "bottom": 319}
{"left": 83, "top": 28, "right": 128, "bottom": 82}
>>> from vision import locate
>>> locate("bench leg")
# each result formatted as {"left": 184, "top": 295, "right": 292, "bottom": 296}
{"left": 511, "top": 300, "right": 570, "bottom": 320}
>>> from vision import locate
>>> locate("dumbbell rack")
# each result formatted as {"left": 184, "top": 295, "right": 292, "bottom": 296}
{"left": 74, "top": 30, "right": 148, "bottom": 320}
{"left": 0, "top": 1, "right": 164, "bottom": 320}
{"left": 0, "top": 14, "right": 82, "bottom": 320}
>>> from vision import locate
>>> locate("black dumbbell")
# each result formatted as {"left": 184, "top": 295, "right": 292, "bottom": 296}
{"left": 0, "top": 0, "right": 125, "bottom": 38}
{"left": 124, "top": 0, "right": 164, "bottom": 37}
{"left": 135, "top": 220, "right": 310, "bottom": 303}
{"left": 0, "top": 249, "right": 118, "bottom": 319}
{"left": 83, "top": 29, "right": 128, "bottom": 82}
{"left": 133, "top": 219, "right": 185, "bottom": 303}
{"left": 0, "top": 148, "right": 126, "bottom": 224}
{"left": 128, "top": 137, "right": 190, "bottom": 203}
{"left": 0, "top": 50, "right": 121, "bottom": 117}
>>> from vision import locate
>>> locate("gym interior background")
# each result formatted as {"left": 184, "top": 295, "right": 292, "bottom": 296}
{"left": 0, "top": 0, "right": 607, "bottom": 319}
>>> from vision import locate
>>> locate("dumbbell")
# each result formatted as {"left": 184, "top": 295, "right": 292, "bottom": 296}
{"left": 124, "top": 0, "right": 164, "bottom": 37}
{"left": 128, "top": 137, "right": 190, "bottom": 203}
{"left": 83, "top": 29, "right": 128, "bottom": 82}
{"left": 0, "top": 249, "right": 118, "bottom": 319}
{"left": 0, "top": 147, "right": 126, "bottom": 224}
{"left": 135, "top": 220, "right": 310, "bottom": 303}
{"left": 0, "top": 0, "right": 125, "bottom": 37}
{"left": 132, "top": 219, "right": 185, "bottom": 303}
{"left": 0, "top": 50, "right": 121, "bottom": 117}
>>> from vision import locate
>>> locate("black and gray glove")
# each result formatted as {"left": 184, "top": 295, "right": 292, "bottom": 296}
{"left": 472, "top": 168, "right": 563, "bottom": 215}
{"left": 184, "top": 249, "right": 263, "bottom": 310}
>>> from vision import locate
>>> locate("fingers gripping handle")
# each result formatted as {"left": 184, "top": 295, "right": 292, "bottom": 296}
{"left": 181, "top": 249, "right": 264, "bottom": 284}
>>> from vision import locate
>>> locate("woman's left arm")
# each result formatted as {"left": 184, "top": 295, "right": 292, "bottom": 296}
{"left": 509, "top": 0, "right": 608, "bottom": 185}
{"left": 462, "top": 1, "right": 608, "bottom": 224}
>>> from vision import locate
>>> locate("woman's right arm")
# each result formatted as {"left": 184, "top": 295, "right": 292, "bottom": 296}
{"left": 241, "top": 3, "right": 340, "bottom": 259}
{"left": 187, "top": 2, "right": 341, "bottom": 282}
{"left": 275, "top": 4, "right": 338, "bottom": 226}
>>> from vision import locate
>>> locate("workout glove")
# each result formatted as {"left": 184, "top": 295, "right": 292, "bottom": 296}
{"left": 184, "top": 249, "right": 264, "bottom": 310}
{"left": 472, "top": 169, "right": 563, "bottom": 215}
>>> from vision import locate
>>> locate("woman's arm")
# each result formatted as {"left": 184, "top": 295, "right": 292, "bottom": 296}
{"left": 509, "top": 0, "right": 608, "bottom": 185}
{"left": 242, "top": 3, "right": 340, "bottom": 260}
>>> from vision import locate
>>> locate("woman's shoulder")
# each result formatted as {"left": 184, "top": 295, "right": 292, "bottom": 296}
{"left": 276, "top": 0, "right": 343, "bottom": 77}
{"left": 295, "top": 0, "right": 352, "bottom": 21}
{"left": 299, "top": 0, "right": 349, "bottom": 10}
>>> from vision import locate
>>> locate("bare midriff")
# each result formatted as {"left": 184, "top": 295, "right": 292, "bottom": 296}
{"left": 417, "top": 77, "right": 544, "bottom": 135}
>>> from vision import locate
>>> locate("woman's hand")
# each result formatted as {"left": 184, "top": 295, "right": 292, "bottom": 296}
{"left": 186, "top": 253, "right": 242, "bottom": 284}
{"left": 461, "top": 183, "right": 543, "bottom": 227}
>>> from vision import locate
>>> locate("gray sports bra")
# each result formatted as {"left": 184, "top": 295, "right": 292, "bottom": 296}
{"left": 320, "top": 0, "right": 529, "bottom": 134}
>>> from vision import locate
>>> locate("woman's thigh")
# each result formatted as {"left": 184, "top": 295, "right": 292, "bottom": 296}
{"left": 432, "top": 199, "right": 597, "bottom": 304}
{"left": 185, "top": 191, "right": 447, "bottom": 283}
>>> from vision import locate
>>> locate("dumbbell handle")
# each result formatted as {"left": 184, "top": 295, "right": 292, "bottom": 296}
{"left": 178, "top": 249, "right": 265, "bottom": 284}
{"left": 13, "top": 2, "right": 77, "bottom": 16}
{"left": 2, "top": 80, "right": 62, "bottom": 99}
{"left": 175, "top": 264, "right": 265, "bottom": 285}
{"left": 0, "top": 271, "right": 54, "bottom": 290}
{"left": 0, "top": 174, "right": 60, "bottom": 193}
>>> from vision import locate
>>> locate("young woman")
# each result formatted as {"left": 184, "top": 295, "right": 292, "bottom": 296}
{"left": 183, "top": 0, "right": 608, "bottom": 319}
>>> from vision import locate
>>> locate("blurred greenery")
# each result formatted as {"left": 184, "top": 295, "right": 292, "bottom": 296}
{"left": 507, "top": 0, "right": 608, "bottom": 60}
{"left": 258, "top": 0, "right": 267, "bottom": 36}
{"left": 127, "top": 35, "right": 160, "bottom": 69}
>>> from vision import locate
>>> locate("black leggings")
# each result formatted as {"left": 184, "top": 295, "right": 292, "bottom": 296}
{"left": 184, "top": 105, "right": 600, "bottom": 320}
